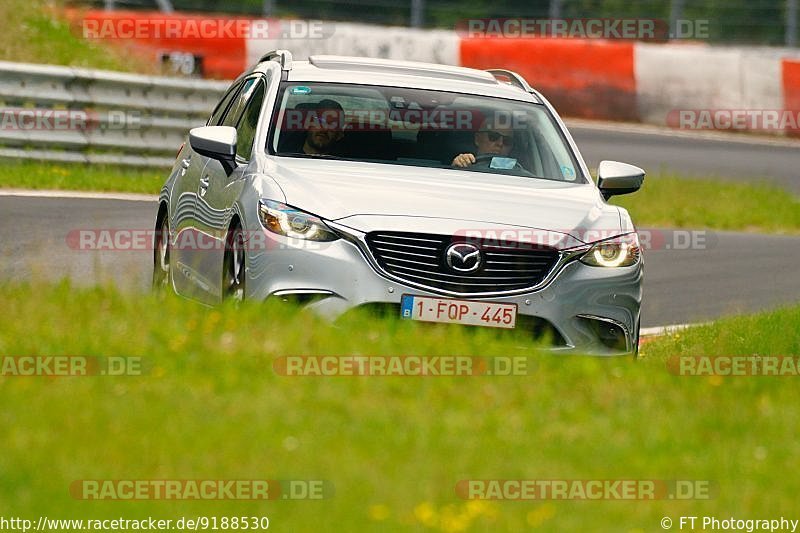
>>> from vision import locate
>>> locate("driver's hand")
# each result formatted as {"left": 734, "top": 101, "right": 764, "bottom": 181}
{"left": 452, "top": 153, "right": 476, "bottom": 168}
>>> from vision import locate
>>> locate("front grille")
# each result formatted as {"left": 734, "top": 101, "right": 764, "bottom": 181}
{"left": 364, "top": 231, "right": 560, "bottom": 295}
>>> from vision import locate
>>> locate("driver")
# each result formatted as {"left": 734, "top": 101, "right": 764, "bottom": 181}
{"left": 302, "top": 99, "right": 345, "bottom": 156}
{"left": 452, "top": 118, "right": 515, "bottom": 168}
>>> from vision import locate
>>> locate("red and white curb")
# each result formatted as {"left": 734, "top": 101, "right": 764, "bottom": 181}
{"left": 639, "top": 322, "right": 703, "bottom": 347}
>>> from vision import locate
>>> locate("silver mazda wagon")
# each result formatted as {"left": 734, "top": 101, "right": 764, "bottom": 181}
{"left": 154, "top": 50, "right": 645, "bottom": 355}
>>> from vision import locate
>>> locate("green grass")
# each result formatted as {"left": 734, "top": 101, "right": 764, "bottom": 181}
{"left": 0, "top": 0, "right": 150, "bottom": 71}
{"left": 641, "top": 305, "right": 800, "bottom": 359}
{"left": 612, "top": 174, "right": 800, "bottom": 234}
{"left": 0, "top": 160, "right": 164, "bottom": 194}
{"left": 1, "top": 282, "right": 799, "bottom": 531}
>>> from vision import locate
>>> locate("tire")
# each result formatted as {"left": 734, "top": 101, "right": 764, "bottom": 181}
{"left": 152, "top": 213, "right": 171, "bottom": 291}
{"left": 222, "top": 223, "right": 246, "bottom": 302}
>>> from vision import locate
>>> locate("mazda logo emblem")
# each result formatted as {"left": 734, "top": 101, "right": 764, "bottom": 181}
{"left": 445, "top": 243, "right": 482, "bottom": 273}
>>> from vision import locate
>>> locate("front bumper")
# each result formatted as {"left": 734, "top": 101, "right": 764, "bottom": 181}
{"left": 245, "top": 225, "right": 642, "bottom": 356}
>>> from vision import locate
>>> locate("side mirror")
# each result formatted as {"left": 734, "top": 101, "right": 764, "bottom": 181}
{"left": 597, "top": 161, "right": 645, "bottom": 200}
{"left": 189, "top": 126, "right": 238, "bottom": 175}
{"left": 597, "top": 160, "right": 645, "bottom": 200}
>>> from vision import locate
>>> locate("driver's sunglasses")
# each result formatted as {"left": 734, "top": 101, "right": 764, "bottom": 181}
{"left": 481, "top": 130, "right": 514, "bottom": 146}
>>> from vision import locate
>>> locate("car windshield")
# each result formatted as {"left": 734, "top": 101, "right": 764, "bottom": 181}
{"left": 268, "top": 82, "right": 586, "bottom": 183}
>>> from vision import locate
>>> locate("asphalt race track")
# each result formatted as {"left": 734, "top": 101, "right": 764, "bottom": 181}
{"left": 2, "top": 191, "right": 799, "bottom": 329}
{"left": 569, "top": 121, "right": 800, "bottom": 194}
{"left": 0, "top": 195, "right": 156, "bottom": 293}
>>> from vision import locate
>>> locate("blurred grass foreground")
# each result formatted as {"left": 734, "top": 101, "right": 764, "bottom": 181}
{"left": 1, "top": 282, "right": 799, "bottom": 531}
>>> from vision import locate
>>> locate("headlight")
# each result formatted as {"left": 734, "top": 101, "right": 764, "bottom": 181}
{"left": 579, "top": 233, "right": 641, "bottom": 267}
{"left": 258, "top": 200, "right": 339, "bottom": 242}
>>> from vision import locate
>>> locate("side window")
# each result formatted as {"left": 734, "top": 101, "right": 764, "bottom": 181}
{"left": 207, "top": 81, "right": 242, "bottom": 126}
{"left": 235, "top": 80, "right": 267, "bottom": 161}
{"left": 221, "top": 78, "right": 258, "bottom": 128}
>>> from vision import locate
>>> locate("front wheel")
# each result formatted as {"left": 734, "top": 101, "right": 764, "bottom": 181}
{"left": 222, "top": 224, "right": 246, "bottom": 302}
{"left": 152, "top": 214, "right": 171, "bottom": 291}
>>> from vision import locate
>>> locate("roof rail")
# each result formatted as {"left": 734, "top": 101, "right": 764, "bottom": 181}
{"left": 486, "top": 69, "right": 533, "bottom": 92}
{"left": 259, "top": 50, "right": 293, "bottom": 71}
{"left": 309, "top": 55, "right": 497, "bottom": 84}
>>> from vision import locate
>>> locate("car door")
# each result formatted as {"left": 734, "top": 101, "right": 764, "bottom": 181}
{"left": 191, "top": 75, "right": 268, "bottom": 303}
{"left": 170, "top": 79, "right": 244, "bottom": 297}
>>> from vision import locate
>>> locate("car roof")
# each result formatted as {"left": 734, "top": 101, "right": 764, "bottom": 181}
{"left": 251, "top": 52, "right": 543, "bottom": 104}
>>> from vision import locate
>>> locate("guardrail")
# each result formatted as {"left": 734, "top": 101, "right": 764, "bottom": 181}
{"left": 0, "top": 61, "right": 228, "bottom": 167}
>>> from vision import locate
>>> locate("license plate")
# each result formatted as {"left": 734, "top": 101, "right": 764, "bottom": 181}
{"left": 400, "top": 294, "right": 517, "bottom": 329}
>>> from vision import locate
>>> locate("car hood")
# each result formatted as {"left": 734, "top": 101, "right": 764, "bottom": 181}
{"left": 264, "top": 158, "right": 621, "bottom": 245}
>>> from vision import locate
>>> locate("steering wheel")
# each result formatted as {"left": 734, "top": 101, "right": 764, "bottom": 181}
{"left": 467, "top": 154, "right": 535, "bottom": 177}
{"left": 471, "top": 154, "right": 498, "bottom": 166}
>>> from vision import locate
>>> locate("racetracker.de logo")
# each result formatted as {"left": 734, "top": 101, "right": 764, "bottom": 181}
{"left": 456, "top": 479, "right": 715, "bottom": 500}
{"left": 668, "top": 109, "right": 800, "bottom": 131}
{"left": 0, "top": 109, "right": 140, "bottom": 131}
{"left": 452, "top": 228, "right": 714, "bottom": 252}
{"left": 69, "top": 479, "right": 333, "bottom": 500}
{"left": 82, "top": 17, "right": 332, "bottom": 40}
{"left": 65, "top": 229, "right": 330, "bottom": 252}
{"left": 456, "top": 18, "right": 709, "bottom": 40}
{"left": 0, "top": 356, "right": 145, "bottom": 377}
{"left": 273, "top": 356, "right": 532, "bottom": 377}
{"left": 667, "top": 355, "right": 800, "bottom": 376}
